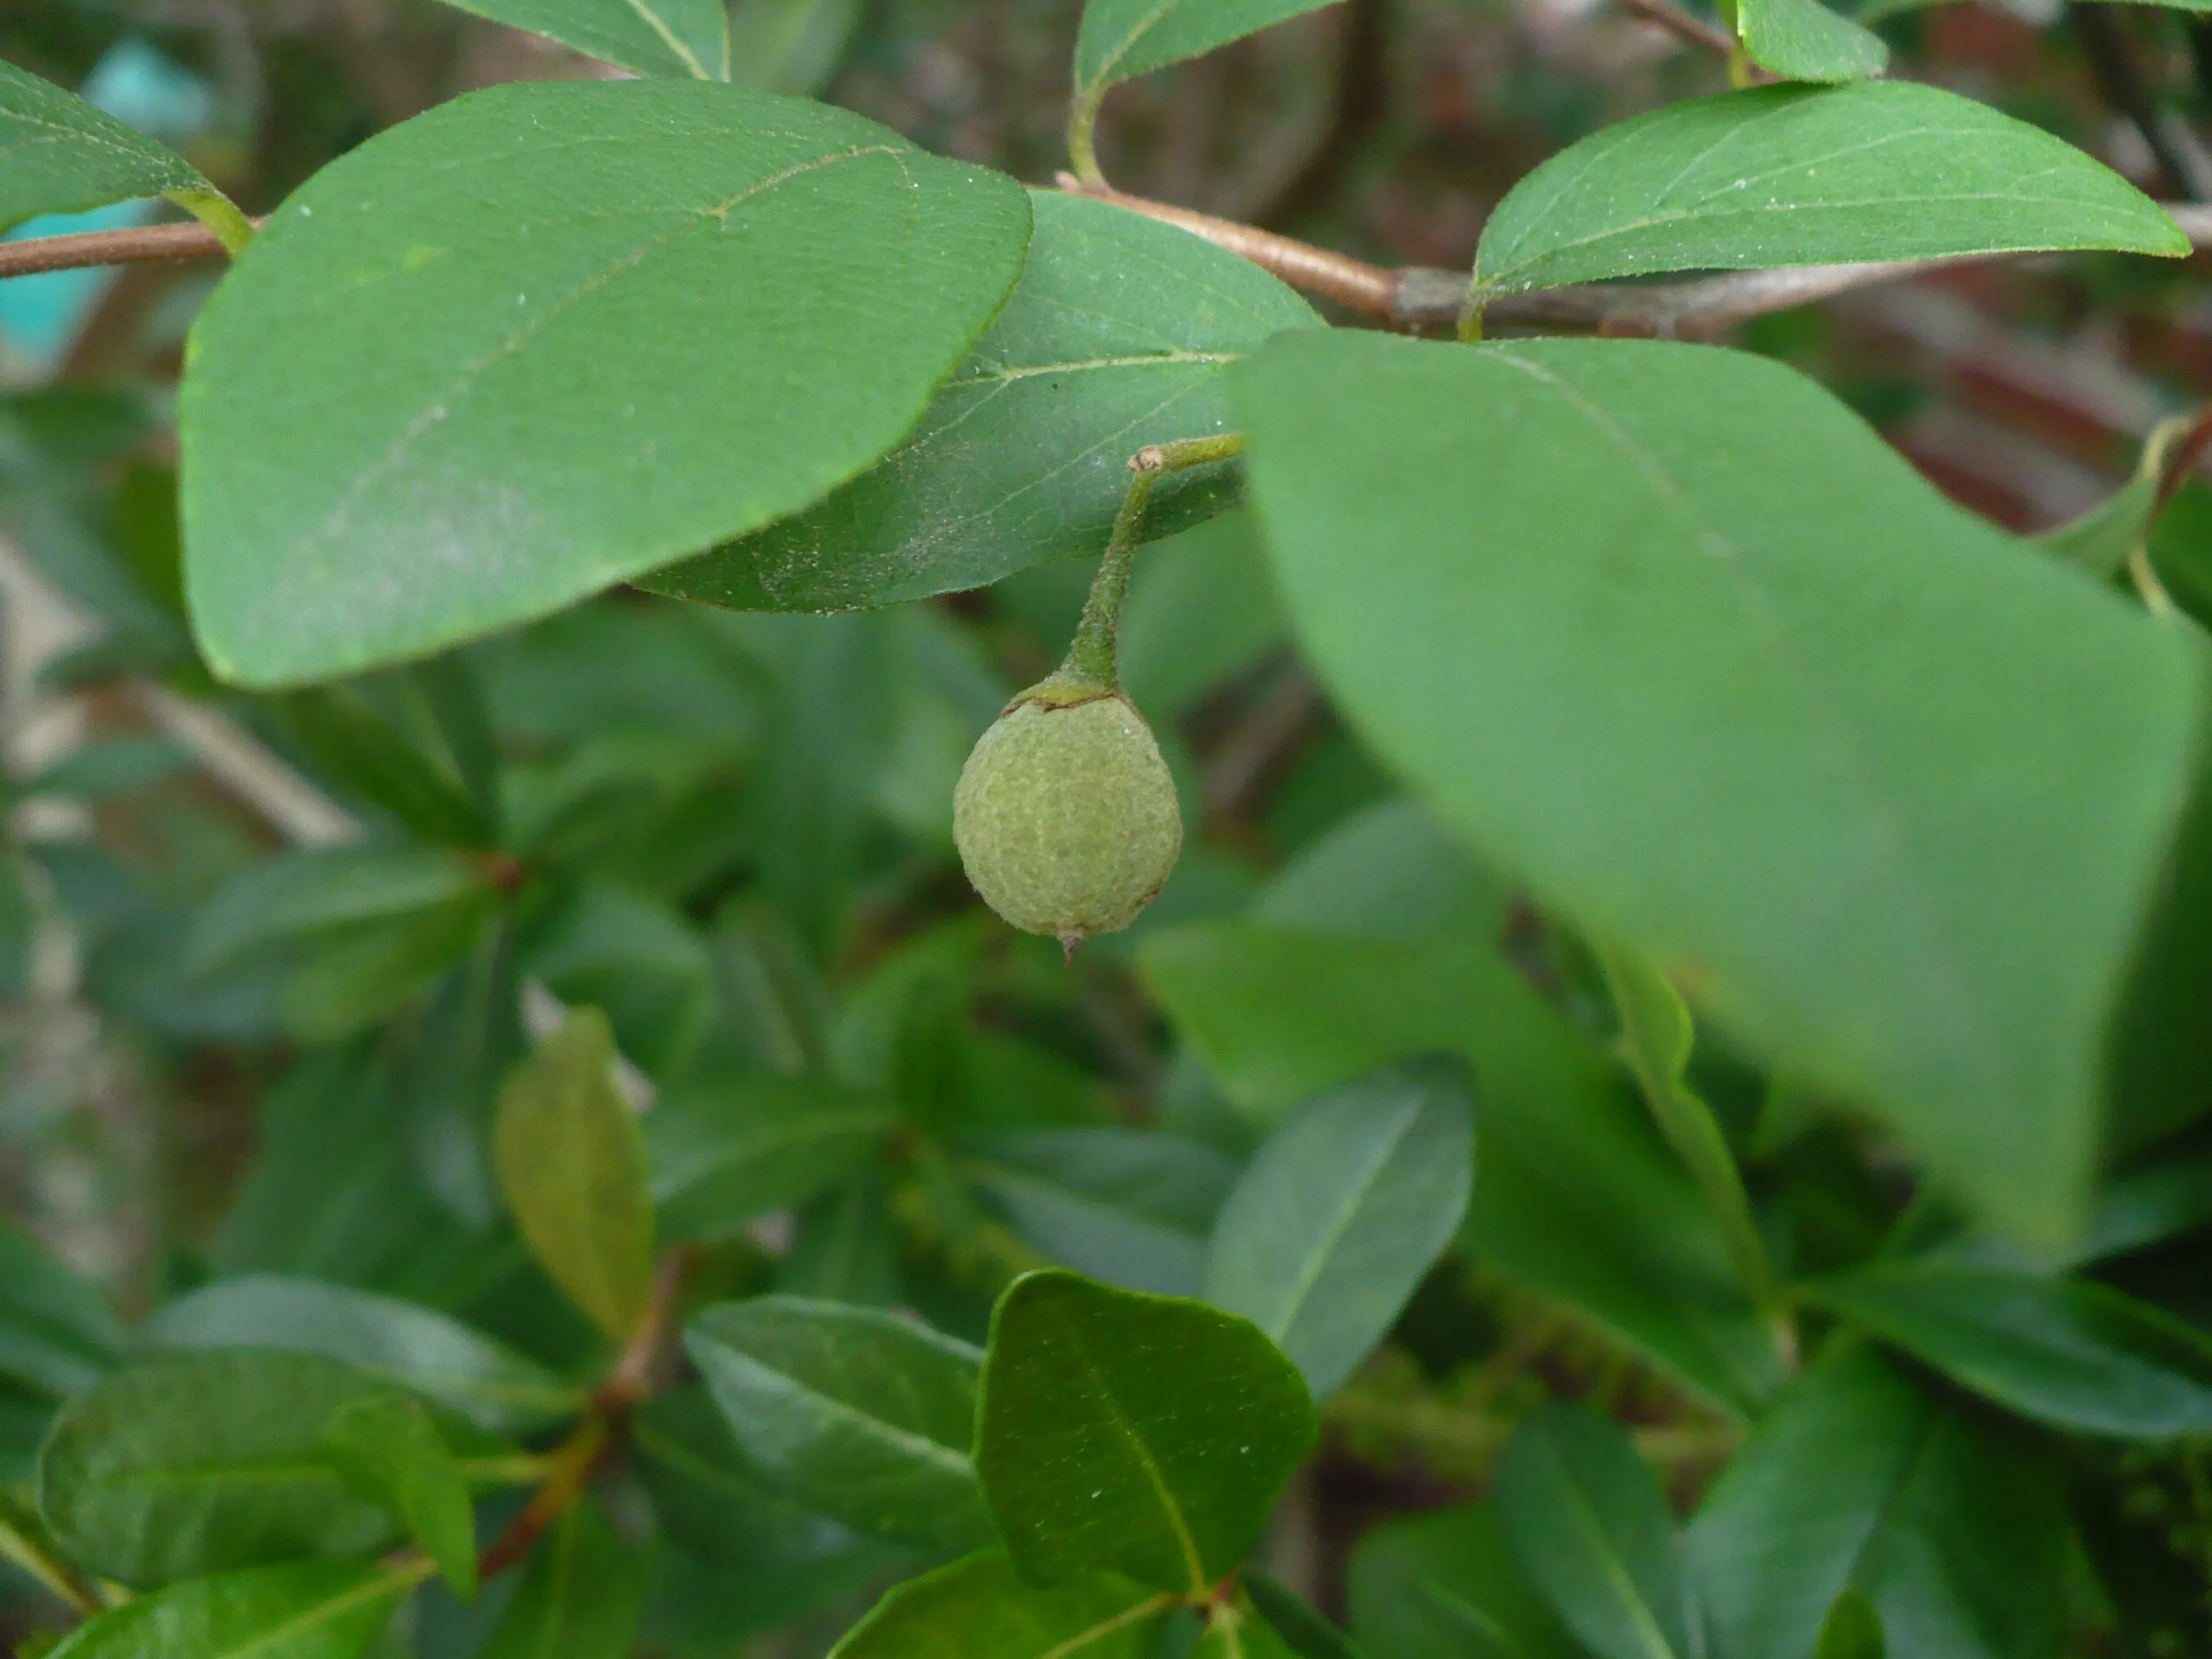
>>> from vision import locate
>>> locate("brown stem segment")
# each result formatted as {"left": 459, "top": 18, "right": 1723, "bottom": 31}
{"left": 0, "top": 216, "right": 265, "bottom": 281}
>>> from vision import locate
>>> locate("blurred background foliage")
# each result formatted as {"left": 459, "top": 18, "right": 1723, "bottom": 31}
{"left": 9, "top": 0, "right": 2212, "bottom": 1653}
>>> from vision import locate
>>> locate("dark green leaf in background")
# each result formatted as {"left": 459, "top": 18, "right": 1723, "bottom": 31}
{"left": 494, "top": 1009, "right": 655, "bottom": 1344}
{"left": 828, "top": 1550, "right": 1172, "bottom": 1659}
{"left": 1471, "top": 84, "right": 2185, "bottom": 300}
{"left": 426, "top": 0, "right": 730, "bottom": 80}
{"left": 0, "top": 1226, "right": 122, "bottom": 1401}
{"left": 322, "top": 1394, "right": 478, "bottom": 1599}
{"left": 279, "top": 685, "right": 496, "bottom": 848}
{"left": 187, "top": 848, "right": 490, "bottom": 976}
{"left": 182, "top": 81, "right": 1033, "bottom": 687}
{"left": 1816, "top": 1591, "right": 1887, "bottom": 1659}
{"left": 1075, "top": 0, "right": 1346, "bottom": 95}
{"left": 477, "top": 1501, "right": 642, "bottom": 1659}
{"left": 686, "top": 1297, "right": 992, "bottom": 1549}
{"left": 647, "top": 1077, "right": 897, "bottom": 1243}
{"left": 645, "top": 191, "right": 1318, "bottom": 612}
{"left": 783, "top": 1174, "right": 904, "bottom": 1306}
{"left": 1203, "top": 1056, "right": 1473, "bottom": 1400}
{"left": 1494, "top": 1405, "right": 1699, "bottom": 1659}
{"left": 976, "top": 1270, "right": 1316, "bottom": 1595}
{"left": 46, "top": 1560, "right": 418, "bottom": 1659}
{"left": 1347, "top": 1503, "right": 1584, "bottom": 1659}
{"left": 1812, "top": 1259, "right": 2212, "bottom": 1438}
{"left": 0, "top": 58, "right": 235, "bottom": 238}
{"left": 1245, "top": 1573, "right": 1365, "bottom": 1659}
{"left": 966, "top": 1128, "right": 1239, "bottom": 1298}
{"left": 1688, "top": 1346, "right": 2069, "bottom": 1659}
{"left": 39, "top": 1351, "right": 399, "bottom": 1587}
{"left": 1237, "top": 331, "right": 2206, "bottom": 1248}
{"left": 1735, "top": 0, "right": 1887, "bottom": 83}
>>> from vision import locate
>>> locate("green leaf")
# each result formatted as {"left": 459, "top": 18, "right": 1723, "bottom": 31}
{"left": 477, "top": 1501, "right": 642, "bottom": 1659}
{"left": 1600, "top": 948, "right": 1772, "bottom": 1309}
{"left": 1687, "top": 1345, "right": 2069, "bottom": 1659}
{"left": 1810, "top": 1259, "right": 2212, "bottom": 1438}
{"left": 1245, "top": 1574, "right": 1365, "bottom": 1659}
{"left": 1736, "top": 0, "right": 1887, "bottom": 83}
{"left": 1470, "top": 84, "right": 2185, "bottom": 301}
{"left": 642, "top": 191, "right": 1318, "bottom": 613}
{"left": 976, "top": 1270, "right": 1316, "bottom": 1596}
{"left": 1143, "top": 922, "right": 1785, "bottom": 1416}
{"left": 1494, "top": 1405, "right": 1697, "bottom": 1659}
{"left": 1075, "top": 0, "right": 1345, "bottom": 95}
{"left": 647, "top": 1077, "right": 899, "bottom": 1243}
{"left": 1203, "top": 1056, "right": 1473, "bottom": 1401}
{"left": 38, "top": 1351, "right": 399, "bottom": 1587}
{"left": 965, "top": 1128, "right": 1239, "bottom": 1298}
{"left": 188, "top": 848, "right": 489, "bottom": 975}
{"left": 494, "top": 1009, "right": 655, "bottom": 1343}
{"left": 829, "top": 1550, "right": 1172, "bottom": 1659}
{"left": 1197, "top": 1610, "right": 1302, "bottom": 1659}
{"left": 0, "top": 1224, "right": 122, "bottom": 1400}
{"left": 322, "top": 1395, "right": 477, "bottom": 1599}
{"left": 427, "top": 0, "right": 729, "bottom": 80}
{"left": 1347, "top": 1503, "right": 1583, "bottom": 1659}
{"left": 1120, "top": 511, "right": 1288, "bottom": 722}
{"left": 280, "top": 685, "right": 495, "bottom": 848}
{"left": 2074, "top": 1139, "right": 2212, "bottom": 1264}
{"left": 0, "top": 58, "right": 233, "bottom": 239}
{"left": 142, "top": 1275, "right": 578, "bottom": 1434}
{"left": 784, "top": 1173, "right": 904, "bottom": 1306}
{"left": 1236, "top": 330, "right": 2206, "bottom": 1248}
{"left": 1817, "top": 1591, "right": 1887, "bottom": 1659}
{"left": 685, "top": 1297, "right": 990, "bottom": 1549}
{"left": 45, "top": 1561, "right": 417, "bottom": 1659}
{"left": 1255, "top": 799, "right": 1509, "bottom": 945}
{"left": 729, "top": 0, "right": 867, "bottom": 94}
{"left": 181, "top": 80, "right": 1032, "bottom": 688}
{"left": 278, "top": 898, "right": 499, "bottom": 1043}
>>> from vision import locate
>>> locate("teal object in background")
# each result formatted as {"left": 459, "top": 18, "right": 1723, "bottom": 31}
{"left": 0, "top": 40, "right": 217, "bottom": 377}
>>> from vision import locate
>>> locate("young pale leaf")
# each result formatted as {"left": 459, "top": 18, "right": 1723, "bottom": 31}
{"left": 976, "top": 1269, "right": 1316, "bottom": 1596}
{"left": 322, "top": 1395, "right": 478, "bottom": 1600}
{"left": 1472, "top": 84, "right": 2185, "bottom": 300}
{"left": 181, "top": 81, "right": 1031, "bottom": 688}
{"left": 45, "top": 1561, "right": 418, "bottom": 1659}
{"left": 685, "top": 1297, "right": 991, "bottom": 1550}
{"left": 647, "top": 1078, "right": 899, "bottom": 1243}
{"left": 39, "top": 1352, "right": 399, "bottom": 1587}
{"left": 828, "top": 1550, "right": 1172, "bottom": 1659}
{"left": 0, "top": 58, "right": 235, "bottom": 240}
{"left": 1817, "top": 1591, "right": 1887, "bottom": 1659}
{"left": 425, "top": 0, "right": 729, "bottom": 80}
{"left": 643, "top": 190, "right": 1318, "bottom": 613}
{"left": 1812, "top": 1259, "right": 2212, "bottom": 1438}
{"left": 965, "top": 1128, "right": 1240, "bottom": 1298}
{"left": 1736, "top": 0, "right": 1887, "bottom": 83}
{"left": 477, "top": 1501, "right": 642, "bottom": 1659}
{"left": 1075, "top": 0, "right": 1346, "bottom": 96}
{"left": 1143, "top": 923, "right": 1786, "bottom": 1416}
{"left": 1202, "top": 1055, "right": 1473, "bottom": 1401}
{"left": 1347, "top": 1503, "right": 1583, "bottom": 1659}
{"left": 0, "top": 1224, "right": 122, "bottom": 1400}
{"left": 1495, "top": 1406, "right": 1699, "bottom": 1659}
{"left": 1688, "top": 1346, "right": 2068, "bottom": 1659}
{"left": 1236, "top": 331, "right": 2206, "bottom": 1248}
{"left": 495, "top": 1009, "right": 655, "bottom": 1344}
{"left": 187, "top": 848, "right": 490, "bottom": 975}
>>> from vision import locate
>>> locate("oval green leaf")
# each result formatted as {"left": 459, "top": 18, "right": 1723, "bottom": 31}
{"left": 976, "top": 1269, "right": 1316, "bottom": 1596}
{"left": 426, "top": 0, "right": 729, "bottom": 81}
{"left": 47, "top": 1561, "right": 415, "bottom": 1659}
{"left": 1235, "top": 330, "right": 2206, "bottom": 1247}
{"left": 830, "top": 1550, "right": 1172, "bottom": 1659}
{"left": 1202, "top": 1055, "right": 1474, "bottom": 1401}
{"left": 685, "top": 1296, "right": 990, "bottom": 1550}
{"left": 1812, "top": 1259, "right": 2212, "bottom": 1439}
{"left": 322, "top": 1394, "right": 477, "bottom": 1600}
{"left": 181, "top": 79, "right": 1032, "bottom": 688}
{"left": 643, "top": 191, "right": 1318, "bottom": 613}
{"left": 1473, "top": 83, "right": 2185, "bottom": 300}
{"left": 1737, "top": 0, "right": 1887, "bottom": 84}
{"left": 647, "top": 1078, "right": 899, "bottom": 1244}
{"left": 0, "top": 58, "right": 227, "bottom": 237}
{"left": 141, "top": 1274, "right": 578, "bottom": 1434}
{"left": 1347, "top": 1503, "right": 1583, "bottom": 1659}
{"left": 1076, "top": 0, "right": 1346, "bottom": 94}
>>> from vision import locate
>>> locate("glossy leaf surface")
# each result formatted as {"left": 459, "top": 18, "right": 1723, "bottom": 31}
{"left": 494, "top": 1009, "right": 654, "bottom": 1343}
{"left": 181, "top": 80, "right": 1032, "bottom": 686}
{"left": 645, "top": 192, "right": 1317, "bottom": 612}
{"left": 1204, "top": 1055, "right": 1473, "bottom": 1400}
{"left": 47, "top": 1561, "right": 413, "bottom": 1659}
{"left": 829, "top": 1550, "right": 1170, "bottom": 1659}
{"left": 687, "top": 1297, "right": 991, "bottom": 1549}
{"left": 1472, "top": 84, "right": 2185, "bottom": 300}
{"left": 1237, "top": 330, "right": 2205, "bottom": 1246}
{"left": 975, "top": 1270, "right": 1316, "bottom": 1594}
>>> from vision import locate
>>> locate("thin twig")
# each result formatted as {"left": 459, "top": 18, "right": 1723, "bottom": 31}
{"left": 0, "top": 217, "right": 262, "bottom": 282}
{"left": 1612, "top": 0, "right": 1742, "bottom": 61}
{"left": 596, "top": 1247, "right": 691, "bottom": 1411}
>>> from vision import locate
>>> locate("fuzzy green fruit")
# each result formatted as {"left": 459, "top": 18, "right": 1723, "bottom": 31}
{"left": 953, "top": 679, "right": 1182, "bottom": 952}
